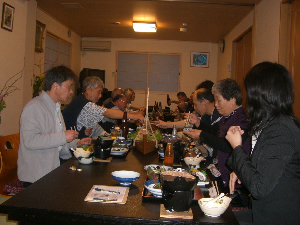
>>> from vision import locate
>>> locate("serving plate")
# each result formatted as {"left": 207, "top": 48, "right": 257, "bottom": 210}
{"left": 144, "top": 164, "right": 172, "bottom": 174}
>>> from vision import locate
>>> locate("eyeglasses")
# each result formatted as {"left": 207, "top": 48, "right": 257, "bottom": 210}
{"left": 119, "top": 99, "right": 127, "bottom": 104}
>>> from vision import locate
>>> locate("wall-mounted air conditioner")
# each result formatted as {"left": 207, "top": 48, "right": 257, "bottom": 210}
{"left": 81, "top": 40, "right": 111, "bottom": 52}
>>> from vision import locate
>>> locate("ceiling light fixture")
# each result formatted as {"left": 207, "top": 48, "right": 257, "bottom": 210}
{"left": 133, "top": 22, "right": 157, "bottom": 32}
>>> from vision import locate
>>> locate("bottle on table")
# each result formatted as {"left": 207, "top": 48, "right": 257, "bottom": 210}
{"left": 172, "top": 125, "right": 177, "bottom": 139}
{"left": 164, "top": 141, "right": 174, "bottom": 167}
{"left": 158, "top": 102, "right": 162, "bottom": 113}
{"left": 167, "top": 94, "right": 171, "bottom": 106}
{"left": 119, "top": 112, "right": 129, "bottom": 139}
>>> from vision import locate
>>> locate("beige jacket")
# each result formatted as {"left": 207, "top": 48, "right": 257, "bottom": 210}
{"left": 18, "top": 91, "right": 76, "bottom": 183}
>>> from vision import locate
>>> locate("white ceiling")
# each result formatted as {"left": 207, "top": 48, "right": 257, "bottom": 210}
{"left": 36, "top": 0, "right": 262, "bottom": 43}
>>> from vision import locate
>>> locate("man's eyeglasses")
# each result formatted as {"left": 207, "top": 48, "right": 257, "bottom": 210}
{"left": 119, "top": 99, "right": 127, "bottom": 104}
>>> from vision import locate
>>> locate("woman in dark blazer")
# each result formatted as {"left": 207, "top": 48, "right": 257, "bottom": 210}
{"left": 226, "top": 62, "right": 300, "bottom": 225}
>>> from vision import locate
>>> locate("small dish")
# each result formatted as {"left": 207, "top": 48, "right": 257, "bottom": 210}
{"left": 144, "top": 180, "right": 162, "bottom": 197}
{"left": 110, "top": 147, "right": 128, "bottom": 155}
{"left": 78, "top": 156, "right": 95, "bottom": 164}
{"left": 183, "top": 128, "right": 191, "bottom": 132}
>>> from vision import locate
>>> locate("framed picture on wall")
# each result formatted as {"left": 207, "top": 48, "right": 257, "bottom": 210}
{"left": 1, "top": 2, "right": 15, "bottom": 32}
{"left": 190, "top": 52, "right": 209, "bottom": 68}
{"left": 35, "top": 20, "right": 46, "bottom": 52}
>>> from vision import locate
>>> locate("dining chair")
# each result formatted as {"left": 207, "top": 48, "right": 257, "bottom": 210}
{"left": 0, "top": 133, "right": 24, "bottom": 197}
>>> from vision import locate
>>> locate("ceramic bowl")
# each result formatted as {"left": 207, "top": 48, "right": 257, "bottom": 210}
{"left": 73, "top": 148, "right": 91, "bottom": 158}
{"left": 111, "top": 170, "right": 140, "bottom": 186}
{"left": 78, "top": 156, "right": 95, "bottom": 164}
{"left": 184, "top": 156, "right": 205, "bottom": 166}
{"left": 198, "top": 197, "right": 232, "bottom": 217}
{"left": 144, "top": 180, "right": 162, "bottom": 197}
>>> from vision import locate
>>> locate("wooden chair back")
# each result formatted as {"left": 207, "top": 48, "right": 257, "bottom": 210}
{"left": 0, "top": 133, "right": 20, "bottom": 196}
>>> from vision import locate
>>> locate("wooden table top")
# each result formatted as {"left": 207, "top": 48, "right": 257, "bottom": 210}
{"left": 0, "top": 148, "right": 238, "bottom": 224}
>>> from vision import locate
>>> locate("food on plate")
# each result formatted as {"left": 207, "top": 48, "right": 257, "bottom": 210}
{"left": 160, "top": 171, "right": 196, "bottom": 180}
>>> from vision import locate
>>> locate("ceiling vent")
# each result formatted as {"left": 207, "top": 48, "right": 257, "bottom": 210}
{"left": 81, "top": 40, "right": 111, "bottom": 52}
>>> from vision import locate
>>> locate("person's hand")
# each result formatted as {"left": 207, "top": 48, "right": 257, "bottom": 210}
{"left": 85, "top": 128, "right": 93, "bottom": 137}
{"left": 77, "top": 137, "right": 92, "bottom": 147}
{"left": 225, "top": 126, "right": 244, "bottom": 149}
{"left": 229, "top": 172, "right": 241, "bottom": 194}
{"left": 155, "top": 120, "right": 169, "bottom": 129}
{"left": 65, "top": 130, "right": 79, "bottom": 142}
{"left": 130, "top": 113, "right": 144, "bottom": 124}
{"left": 185, "top": 113, "right": 200, "bottom": 126}
{"left": 183, "top": 128, "right": 201, "bottom": 139}
{"left": 139, "top": 107, "right": 146, "bottom": 112}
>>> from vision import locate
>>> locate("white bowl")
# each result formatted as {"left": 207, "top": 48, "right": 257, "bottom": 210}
{"left": 184, "top": 156, "right": 204, "bottom": 166}
{"left": 78, "top": 156, "right": 95, "bottom": 164}
{"left": 111, "top": 170, "right": 140, "bottom": 186}
{"left": 198, "top": 197, "right": 231, "bottom": 217}
{"left": 73, "top": 148, "right": 91, "bottom": 158}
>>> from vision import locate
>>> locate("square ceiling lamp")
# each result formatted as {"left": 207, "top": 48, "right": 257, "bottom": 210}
{"left": 133, "top": 22, "right": 157, "bottom": 32}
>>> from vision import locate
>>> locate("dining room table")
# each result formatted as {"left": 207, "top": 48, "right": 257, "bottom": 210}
{"left": 0, "top": 146, "right": 238, "bottom": 225}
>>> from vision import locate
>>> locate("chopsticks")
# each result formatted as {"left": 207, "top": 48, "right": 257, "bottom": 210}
{"left": 70, "top": 126, "right": 77, "bottom": 131}
{"left": 185, "top": 111, "right": 191, "bottom": 127}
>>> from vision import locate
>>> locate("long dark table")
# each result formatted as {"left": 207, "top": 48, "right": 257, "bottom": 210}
{"left": 0, "top": 148, "right": 238, "bottom": 224}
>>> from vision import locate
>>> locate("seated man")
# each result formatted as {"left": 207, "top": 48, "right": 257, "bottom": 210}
{"left": 169, "top": 91, "right": 194, "bottom": 113}
{"left": 102, "top": 87, "right": 123, "bottom": 106}
{"left": 62, "top": 76, "right": 144, "bottom": 139}
{"left": 156, "top": 88, "right": 221, "bottom": 129}
{"left": 99, "top": 94, "right": 128, "bottom": 132}
{"left": 124, "top": 88, "right": 145, "bottom": 112}
{"left": 18, "top": 66, "right": 91, "bottom": 185}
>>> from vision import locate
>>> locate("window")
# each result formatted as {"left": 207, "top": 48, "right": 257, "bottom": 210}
{"left": 117, "top": 52, "right": 180, "bottom": 92}
{"left": 44, "top": 32, "right": 71, "bottom": 72}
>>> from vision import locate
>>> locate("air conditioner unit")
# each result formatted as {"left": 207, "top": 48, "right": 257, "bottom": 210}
{"left": 81, "top": 40, "right": 111, "bottom": 52}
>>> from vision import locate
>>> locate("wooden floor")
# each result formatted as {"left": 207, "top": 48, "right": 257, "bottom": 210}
{"left": 0, "top": 195, "right": 18, "bottom": 225}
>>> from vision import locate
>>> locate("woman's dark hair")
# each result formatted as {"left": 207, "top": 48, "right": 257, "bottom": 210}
{"left": 244, "top": 61, "right": 300, "bottom": 134}
{"left": 44, "top": 65, "right": 76, "bottom": 91}
{"left": 212, "top": 78, "right": 242, "bottom": 105}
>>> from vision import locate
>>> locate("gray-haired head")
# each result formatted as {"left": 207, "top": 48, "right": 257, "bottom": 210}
{"left": 82, "top": 76, "right": 104, "bottom": 93}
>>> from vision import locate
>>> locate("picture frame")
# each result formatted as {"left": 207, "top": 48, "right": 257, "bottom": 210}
{"left": 190, "top": 52, "right": 209, "bottom": 68}
{"left": 35, "top": 20, "right": 46, "bottom": 52}
{"left": 1, "top": 2, "right": 14, "bottom": 32}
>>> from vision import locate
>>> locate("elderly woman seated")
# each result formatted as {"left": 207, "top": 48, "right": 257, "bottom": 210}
{"left": 184, "top": 79, "right": 251, "bottom": 194}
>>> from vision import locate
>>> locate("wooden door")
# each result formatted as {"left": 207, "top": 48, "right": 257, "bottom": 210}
{"left": 234, "top": 29, "right": 252, "bottom": 107}
{"left": 290, "top": 0, "right": 300, "bottom": 120}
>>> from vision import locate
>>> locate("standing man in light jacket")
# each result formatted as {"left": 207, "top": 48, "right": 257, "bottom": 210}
{"left": 18, "top": 66, "right": 91, "bottom": 185}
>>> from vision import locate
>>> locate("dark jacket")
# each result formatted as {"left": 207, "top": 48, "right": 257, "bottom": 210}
{"left": 228, "top": 115, "right": 300, "bottom": 224}
{"left": 199, "top": 106, "right": 251, "bottom": 187}
{"left": 62, "top": 93, "right": 90, "bottom": 139}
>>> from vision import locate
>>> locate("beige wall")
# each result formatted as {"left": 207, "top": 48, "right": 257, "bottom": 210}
{"left": 217, "top": 11, "right": 254, "bottom": 81}
{"left": 35, "top": 8, "right": 82, "bottom": 82}
{"left": 254, "top": 0, "right": 282, "bottom": 64}
{"left": 0, "top": 0, "right": 36, "bottom": 136}
{"left": 217, "top": 0, "right": 283, "bottom": 82}
{"left": 81, "top": 38, "right": 218, "bottom": 110}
